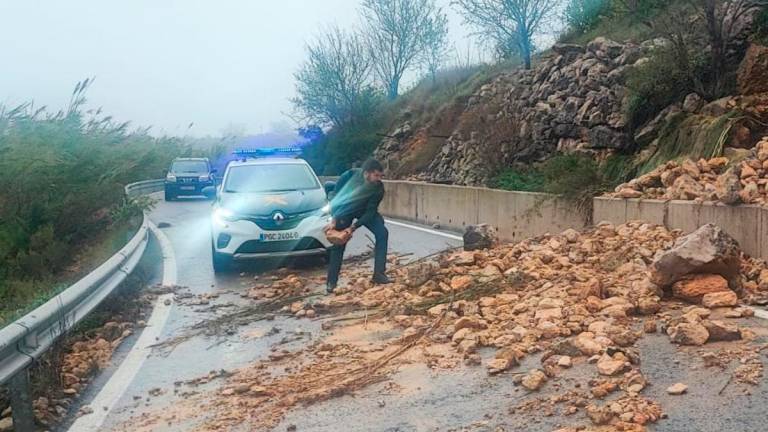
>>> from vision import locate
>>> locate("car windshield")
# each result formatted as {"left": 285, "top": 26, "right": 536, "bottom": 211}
{"left": 224, "top": 164, "right": 319, "bottom": 193}
{"left": 172, "top": 160, "right": 208, "bottom": 173}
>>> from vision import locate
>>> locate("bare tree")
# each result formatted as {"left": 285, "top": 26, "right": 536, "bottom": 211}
{"left": 453, "top": 0, "right": 561, "bottom": 69}
{"left": 362, "top": 0, "right": 449, "bottom": 99}
{"left": 292, "top": 26, "right": 378, "bottom": 129}
{"left": 655, "top": 0, "right": 766, "bottom": 98}
{"left": 419, "top": 11, "right": 451, "bottom": 85}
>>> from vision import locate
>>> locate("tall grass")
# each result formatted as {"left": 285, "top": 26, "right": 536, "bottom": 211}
{"left": 0, "top": 81, "right": 212, "bottom": 322}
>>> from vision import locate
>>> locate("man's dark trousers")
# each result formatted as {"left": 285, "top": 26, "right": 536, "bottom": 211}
{"left": 326, "top": 213, "right": 388, "bottom": 287}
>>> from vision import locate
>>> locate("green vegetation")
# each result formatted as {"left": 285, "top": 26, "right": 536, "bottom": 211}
{"left": 564, "top": 0, "right": 610, "bottom": 34}
{"left": 560, "top": 0, "right": 667, "bottom": 44}
{"left": 492, "top": 154, "right": 635, "bottom": 213}
{"left": 0, "top": 81, "right": 215, "bottom": 324}
{"left": 624, "top": 44, "right": 703, "bottom": 130}
{"left": 637, "top": 111, "right": 742, "bottom": 174}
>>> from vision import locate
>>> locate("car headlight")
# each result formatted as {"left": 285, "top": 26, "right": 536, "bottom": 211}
{"left": 320, "top": 203, "right": 330, "bottom": 215}
{"left": 199, "top": 174, "right": 210, "bottom": 182}
{"left": 166, "top": 174, "right": 176, "bottom": 182}
{"left": 213, "top": 207, "right": 237, "bottom": 223}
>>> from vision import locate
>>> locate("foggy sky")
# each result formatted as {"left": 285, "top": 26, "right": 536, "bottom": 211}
{"left": 0, "top": 0, "right": 482, "bottom": 137}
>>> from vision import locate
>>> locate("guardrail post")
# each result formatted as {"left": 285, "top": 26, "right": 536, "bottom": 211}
{"left": 9, "top": 369, "right": 35, "bottom": 432}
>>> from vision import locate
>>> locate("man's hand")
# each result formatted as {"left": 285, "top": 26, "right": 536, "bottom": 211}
{"left": 324, "top": 218, "right": 336, "bottom": 232}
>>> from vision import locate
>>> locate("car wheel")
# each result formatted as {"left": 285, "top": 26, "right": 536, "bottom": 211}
{"left": 211, "top": 242, "right": 231, "bottom": 273}
{"left": 164, "top": 188, "right": 174, "bottom": 201}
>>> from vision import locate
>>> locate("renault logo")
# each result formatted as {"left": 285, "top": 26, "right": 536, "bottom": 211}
{"left": 273, "top": 212, "right": 285, "bottom": 223}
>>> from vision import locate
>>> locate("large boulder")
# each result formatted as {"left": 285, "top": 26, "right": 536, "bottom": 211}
{"left": 738, "top": 44, "right": 768, "bottom": 95}
{"left": 463, "top": 224, "right": 497, "bottom": 251}
{"left": 650, "top": 224, "right": 741, "bottom": 287}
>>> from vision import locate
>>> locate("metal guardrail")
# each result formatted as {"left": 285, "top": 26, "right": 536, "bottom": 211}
{"left": 0, "top": 180, "right": 162, "bottom": 430}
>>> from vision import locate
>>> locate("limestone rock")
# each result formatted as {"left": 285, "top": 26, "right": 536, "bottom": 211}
{"left": 703, "top": 320, "right": 741, "bottom": 342}
{"left": 666, "top": 383, "right": 688, "bottom": 395}
{"left": 715, "top": 166, "right": 742, "bottom": 205}
{"left": 668, "top": 322, "right": 709, "bottom": 346}
{"left": 596, "top": 353, "right": 627, "bottom": 376}
{"left": 463, "top": 224, "right": 497, "bottom": 251}
{"left": 738, "top": 44, "right": 768, "bottom": 95}
{"left": 521, "top": 369, "right": 547, "bottom": 391}
{"left": 701, "top": 290, "right": 738, "bottom": 308}
{"left": 672, "top": 274, "right": 731, "bottom": 303}
{"left": 683, "top": 93, "right": 705, "bottom": 113}
{"left": 651, "top": 224, "right": 741, "bottom": 287}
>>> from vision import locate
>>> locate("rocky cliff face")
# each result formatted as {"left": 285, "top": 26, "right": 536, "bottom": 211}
{"left": 376, "top": 37, "right": 651, "bottom": 185}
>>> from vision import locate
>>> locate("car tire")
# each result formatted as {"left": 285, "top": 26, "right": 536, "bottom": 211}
{"left": 164, "top": 188, "right": 175, "bottom": 201}
{"left": 211, "top": 242, "right": 231, "bottom": 273}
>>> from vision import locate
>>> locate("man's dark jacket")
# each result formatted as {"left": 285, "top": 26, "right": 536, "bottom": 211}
{"left": 329, "top": 168, "right": 385, "bottom": 228}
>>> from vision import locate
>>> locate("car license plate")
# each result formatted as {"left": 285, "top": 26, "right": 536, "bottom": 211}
{"left": 259, "top": 231, "right": 300, "bottom": 242}
{"left": 180, "top": 186, "right": 195, "bottom": 190}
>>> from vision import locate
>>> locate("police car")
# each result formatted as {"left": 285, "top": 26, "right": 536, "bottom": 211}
{"left": 203, "top": 148, "right": 333, "bottom": 272}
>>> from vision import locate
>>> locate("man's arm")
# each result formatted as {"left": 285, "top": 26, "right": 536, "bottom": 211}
{"left": 329, "top": 170, "right": 352, "bottom": 202}
{"left": 353, "top": 187, "right": 384, "bottom": 229}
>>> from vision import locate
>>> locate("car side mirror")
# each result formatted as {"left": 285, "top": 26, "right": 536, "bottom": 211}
{"left": 323, "top": 181, "right": 336, "bottom": 196}
{"left": 202, "top": 186, "right": 217, "bottom": 199}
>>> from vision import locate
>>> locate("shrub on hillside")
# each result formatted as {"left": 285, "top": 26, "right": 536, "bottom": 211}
{"left": 565, "top": 0, "right": 610, "bottom": 34}
{"left": 625, "top": 44, "right": 711, "bottom": 130}
{"left": 492, "top": 154, "right": 634, "bottom": 214}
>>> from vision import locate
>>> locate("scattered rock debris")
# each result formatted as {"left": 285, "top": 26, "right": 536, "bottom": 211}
{"left": 121, "top": 221, "right": 768, "bottom": 431}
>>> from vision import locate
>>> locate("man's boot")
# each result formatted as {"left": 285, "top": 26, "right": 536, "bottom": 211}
{"left": 325, "top": 283, "right": 336, "bottom": 295}
{"left": 372, "top": 273, "right": 391, "bottom": 285}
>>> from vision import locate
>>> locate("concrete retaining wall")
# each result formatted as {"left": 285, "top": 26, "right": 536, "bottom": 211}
{"left": 380, "top": 181, "right": 588, "bottom": 242}
{"left": 379, "top": 181, "right": 767, "bottom": 260}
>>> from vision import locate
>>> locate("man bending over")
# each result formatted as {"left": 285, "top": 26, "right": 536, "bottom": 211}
{"left": 325, "top": 158, "right": 390, "bottom": 294}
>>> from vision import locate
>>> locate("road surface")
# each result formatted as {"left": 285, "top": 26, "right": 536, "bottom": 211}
{"left": 62, "top": 195, "right": 768, "bottom": 432}
{"left": 64, "top": 195, "right": 462, "bottom": 431}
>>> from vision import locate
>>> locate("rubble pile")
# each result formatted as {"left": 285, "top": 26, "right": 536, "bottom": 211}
{"left": 163, "top": 221, "right": 768, "bottom": 432}
{"left": 609, "top": 137, "right": 768, "bottom": 205}
{"left": 31, "top": 320, "right": 136, "bottom": 427}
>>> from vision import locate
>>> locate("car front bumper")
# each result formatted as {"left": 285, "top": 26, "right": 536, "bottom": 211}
{"left": 166, "top": 182, "right": 214, "bottom": 195}
{"left": 211, "top": 213, "right": 332, "bottom": 260}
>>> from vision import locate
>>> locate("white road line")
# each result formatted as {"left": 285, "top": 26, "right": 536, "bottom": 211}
{"left": 68, "top": 220, "right": 176, "bottom": 432}
{"left": 385, "top": 219, "right": 463, "bottom": 241}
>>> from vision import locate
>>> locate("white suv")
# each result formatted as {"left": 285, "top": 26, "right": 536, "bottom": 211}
{"left": 205, "top": 153, "right": 332, "bottom": 272}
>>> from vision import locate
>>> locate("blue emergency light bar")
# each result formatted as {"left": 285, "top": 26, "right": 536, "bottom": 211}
{"left": 232, "top": 147, "right": 303, "bottom": 160}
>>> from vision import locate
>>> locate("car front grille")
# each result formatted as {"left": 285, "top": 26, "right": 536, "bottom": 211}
{"left": 235, "top": 237, "right": 325, "bottom": 254}
{"left": 243, "top": 210, "right": 317, "bottom": 231}
{"left": 177, "top": 177, "right": 198, "bottom": 184}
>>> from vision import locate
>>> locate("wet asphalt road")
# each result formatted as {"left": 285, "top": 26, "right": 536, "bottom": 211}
{"left": 71, "top": 196, "right": 768, "bottom": 432}
{"left": 86, "top": 195, "right": 461, "bottom": 431}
